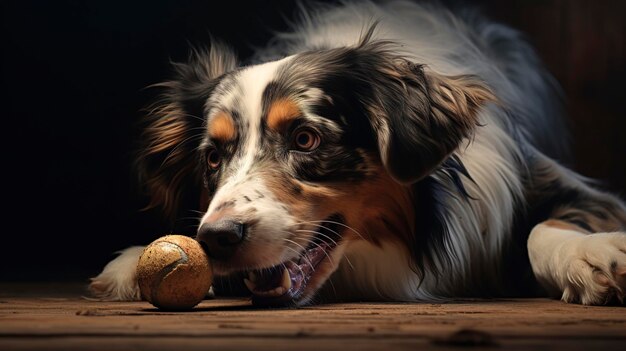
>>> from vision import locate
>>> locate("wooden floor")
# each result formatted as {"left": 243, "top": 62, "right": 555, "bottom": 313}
{"left": 1, "top": 283, "right": 625, "bottom": 350}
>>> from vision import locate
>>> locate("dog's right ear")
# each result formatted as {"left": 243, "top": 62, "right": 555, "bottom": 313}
{"left": 370, "top": 63, "right": 494, "bottom": 184}
{"left": 138, "top": 41, "right": 237, "bottom": 220}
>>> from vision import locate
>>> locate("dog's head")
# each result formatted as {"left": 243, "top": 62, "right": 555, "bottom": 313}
{"left": 139, "top": 35, "right": 493, "bottom": 306}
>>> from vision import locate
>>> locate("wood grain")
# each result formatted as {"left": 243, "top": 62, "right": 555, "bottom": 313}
{"left": 1, "top": 283, "right": 625, "bottom": 350}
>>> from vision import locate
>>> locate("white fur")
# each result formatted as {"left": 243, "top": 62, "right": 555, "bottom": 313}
{"left": 89, "top": 246, "right": 144, "bottom": 301}
{"left": 331, "top": 240, "right": 433, "bottom": 301}
{"left": 528, "top": 224, "right": 626, "bottom": 304}
{"left": 205, "top": 58, "right": 289, "bottom": 211}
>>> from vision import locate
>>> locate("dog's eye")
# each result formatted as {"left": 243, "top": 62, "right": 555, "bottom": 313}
{"left": 207, "top": 149, "right": 221, "bottom": 170}
{"left": 292, "top": 128, "right": 321, "bottom": 152}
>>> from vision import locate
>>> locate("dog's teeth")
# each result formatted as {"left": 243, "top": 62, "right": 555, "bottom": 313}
{"left": 243, "top": 278, "right": 257, "bottom": 292}
{"left": 245, "top": 270, "right": 290, "bottom": 297}
{"left": 248, "top": 271, "right": 258, "bottom": 283}
{"left": 281, "top": 268, "right": 292, "bottom": 290}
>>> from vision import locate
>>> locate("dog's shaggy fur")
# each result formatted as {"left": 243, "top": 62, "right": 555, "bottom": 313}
{"left": 91, "top": 1, "right": 626, "bottom": 306}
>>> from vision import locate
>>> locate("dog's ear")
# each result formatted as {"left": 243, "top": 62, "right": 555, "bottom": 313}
{"left": 138, "top": 41, "right": 237, "bottom": 219}
{"left": 354, "top": 44, "right": 495, "bottom": 183}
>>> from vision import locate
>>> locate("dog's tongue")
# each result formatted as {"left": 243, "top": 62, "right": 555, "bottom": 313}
{"left": 244, "top": 243, "right": 330, "bottom": 306}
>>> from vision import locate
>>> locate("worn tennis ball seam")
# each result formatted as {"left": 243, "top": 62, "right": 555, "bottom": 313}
{"left": 149, "top": 242, "right": 189, "bottom": 305}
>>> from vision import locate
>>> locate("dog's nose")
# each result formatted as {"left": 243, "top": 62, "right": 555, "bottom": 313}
{"left": 196, "top": 220, "right": 245, "bottom": 261}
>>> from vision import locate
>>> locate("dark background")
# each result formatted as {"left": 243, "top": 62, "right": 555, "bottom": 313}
{"left": 2, "top": 0, "right": 625, "bottom": 282}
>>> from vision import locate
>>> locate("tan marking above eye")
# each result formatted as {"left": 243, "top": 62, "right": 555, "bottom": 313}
{"left": 209, "top": 112, "right": 237, "bottom": 141}
{"left": 267, "top": 99, "right": 301, "bottom": 131}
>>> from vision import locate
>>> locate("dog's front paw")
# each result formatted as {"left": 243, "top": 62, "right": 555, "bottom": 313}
{"left": 558, "top": 233, "right": 626, "bottom": 305}
{"left": 89, "top": 246, "right": 144, "bottom": 301}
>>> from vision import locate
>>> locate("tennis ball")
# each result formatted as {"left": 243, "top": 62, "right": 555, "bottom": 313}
{"left": 137, "top": 235, "right": 213, "bottom": 310}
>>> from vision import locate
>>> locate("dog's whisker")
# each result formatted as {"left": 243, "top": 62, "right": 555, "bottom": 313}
{"left": 292, "top": 231, "right": 341, "bottom": 271}
{"left": 299, "top": 230, "right": 352, "bottom": 270}
{"left": 308, "top": 220, "right": 367, "bottom": 241}
{"left": 342, "top": 254, "right": 356, "bottom": 272}
{"left": 158, "top": 133, "right": 205, "bottom": 169}
{"left": 294, "top": 230, "right": 353, "bottom": 271}
{"left": 177, "top": 216, "right": 202, "bottom": 221}
{"left": 281, "top": 238, "right": 316, "bottom": 271}
{"left": 279, "top": 248, "right": 308, "bottom": 278}
{"left": 284, "top": 254, "right": 307, "bottom": 284}
{"left": 293, "top": 219, "right": 367, "bottom": 243}
{"left": 181, "top": 126, "right": 209, "bottom": 132}
{"left": 280, "top": 237, "right": 306, "bottom": 251}
{"left": 307, "top": 240, "right": 335, "bottom": 266}
{"left": 287, "top": 229, "right": 353, "bottom": 274}
{"left": 326, "top": 276, "right": 338, "bottom": 299}
{"left": 148, "top": 111, "right": 205, "bottom": 124}
{"left": 296, "top": 226, "right": 356, "bottom": 270}
{"left": 294, "top": 229, "right": 339, "bottom": 247}
{"left": 298, "top": 222, "right": 343, "bottom": 239}
{"left": 280, "top": 239, "right": 308, "bottom": 259}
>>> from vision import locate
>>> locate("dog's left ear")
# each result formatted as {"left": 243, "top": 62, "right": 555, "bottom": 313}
{"left": 357, "top": 48, "right": 495, "bottom": 183}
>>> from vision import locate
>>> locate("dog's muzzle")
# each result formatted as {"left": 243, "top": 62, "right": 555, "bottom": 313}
{"left": 196, "top": 215, "right": 344, "bottom": 306}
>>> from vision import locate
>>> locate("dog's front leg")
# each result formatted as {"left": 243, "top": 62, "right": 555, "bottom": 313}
{"left": 528, "top": 220, "right": 626, "bottom": 305}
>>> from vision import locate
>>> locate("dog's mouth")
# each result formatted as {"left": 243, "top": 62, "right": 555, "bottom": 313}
{"left": 243, "top": 216, "right": 344, "bottom": 307}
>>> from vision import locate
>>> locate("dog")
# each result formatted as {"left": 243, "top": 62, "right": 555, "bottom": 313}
{"left": 89, "top": 0, "right": 626, "bottom": 307}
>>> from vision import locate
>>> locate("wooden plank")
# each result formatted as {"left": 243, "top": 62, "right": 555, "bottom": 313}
{"left": 1, "top": 284, "right": 625, "bottom": 350}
